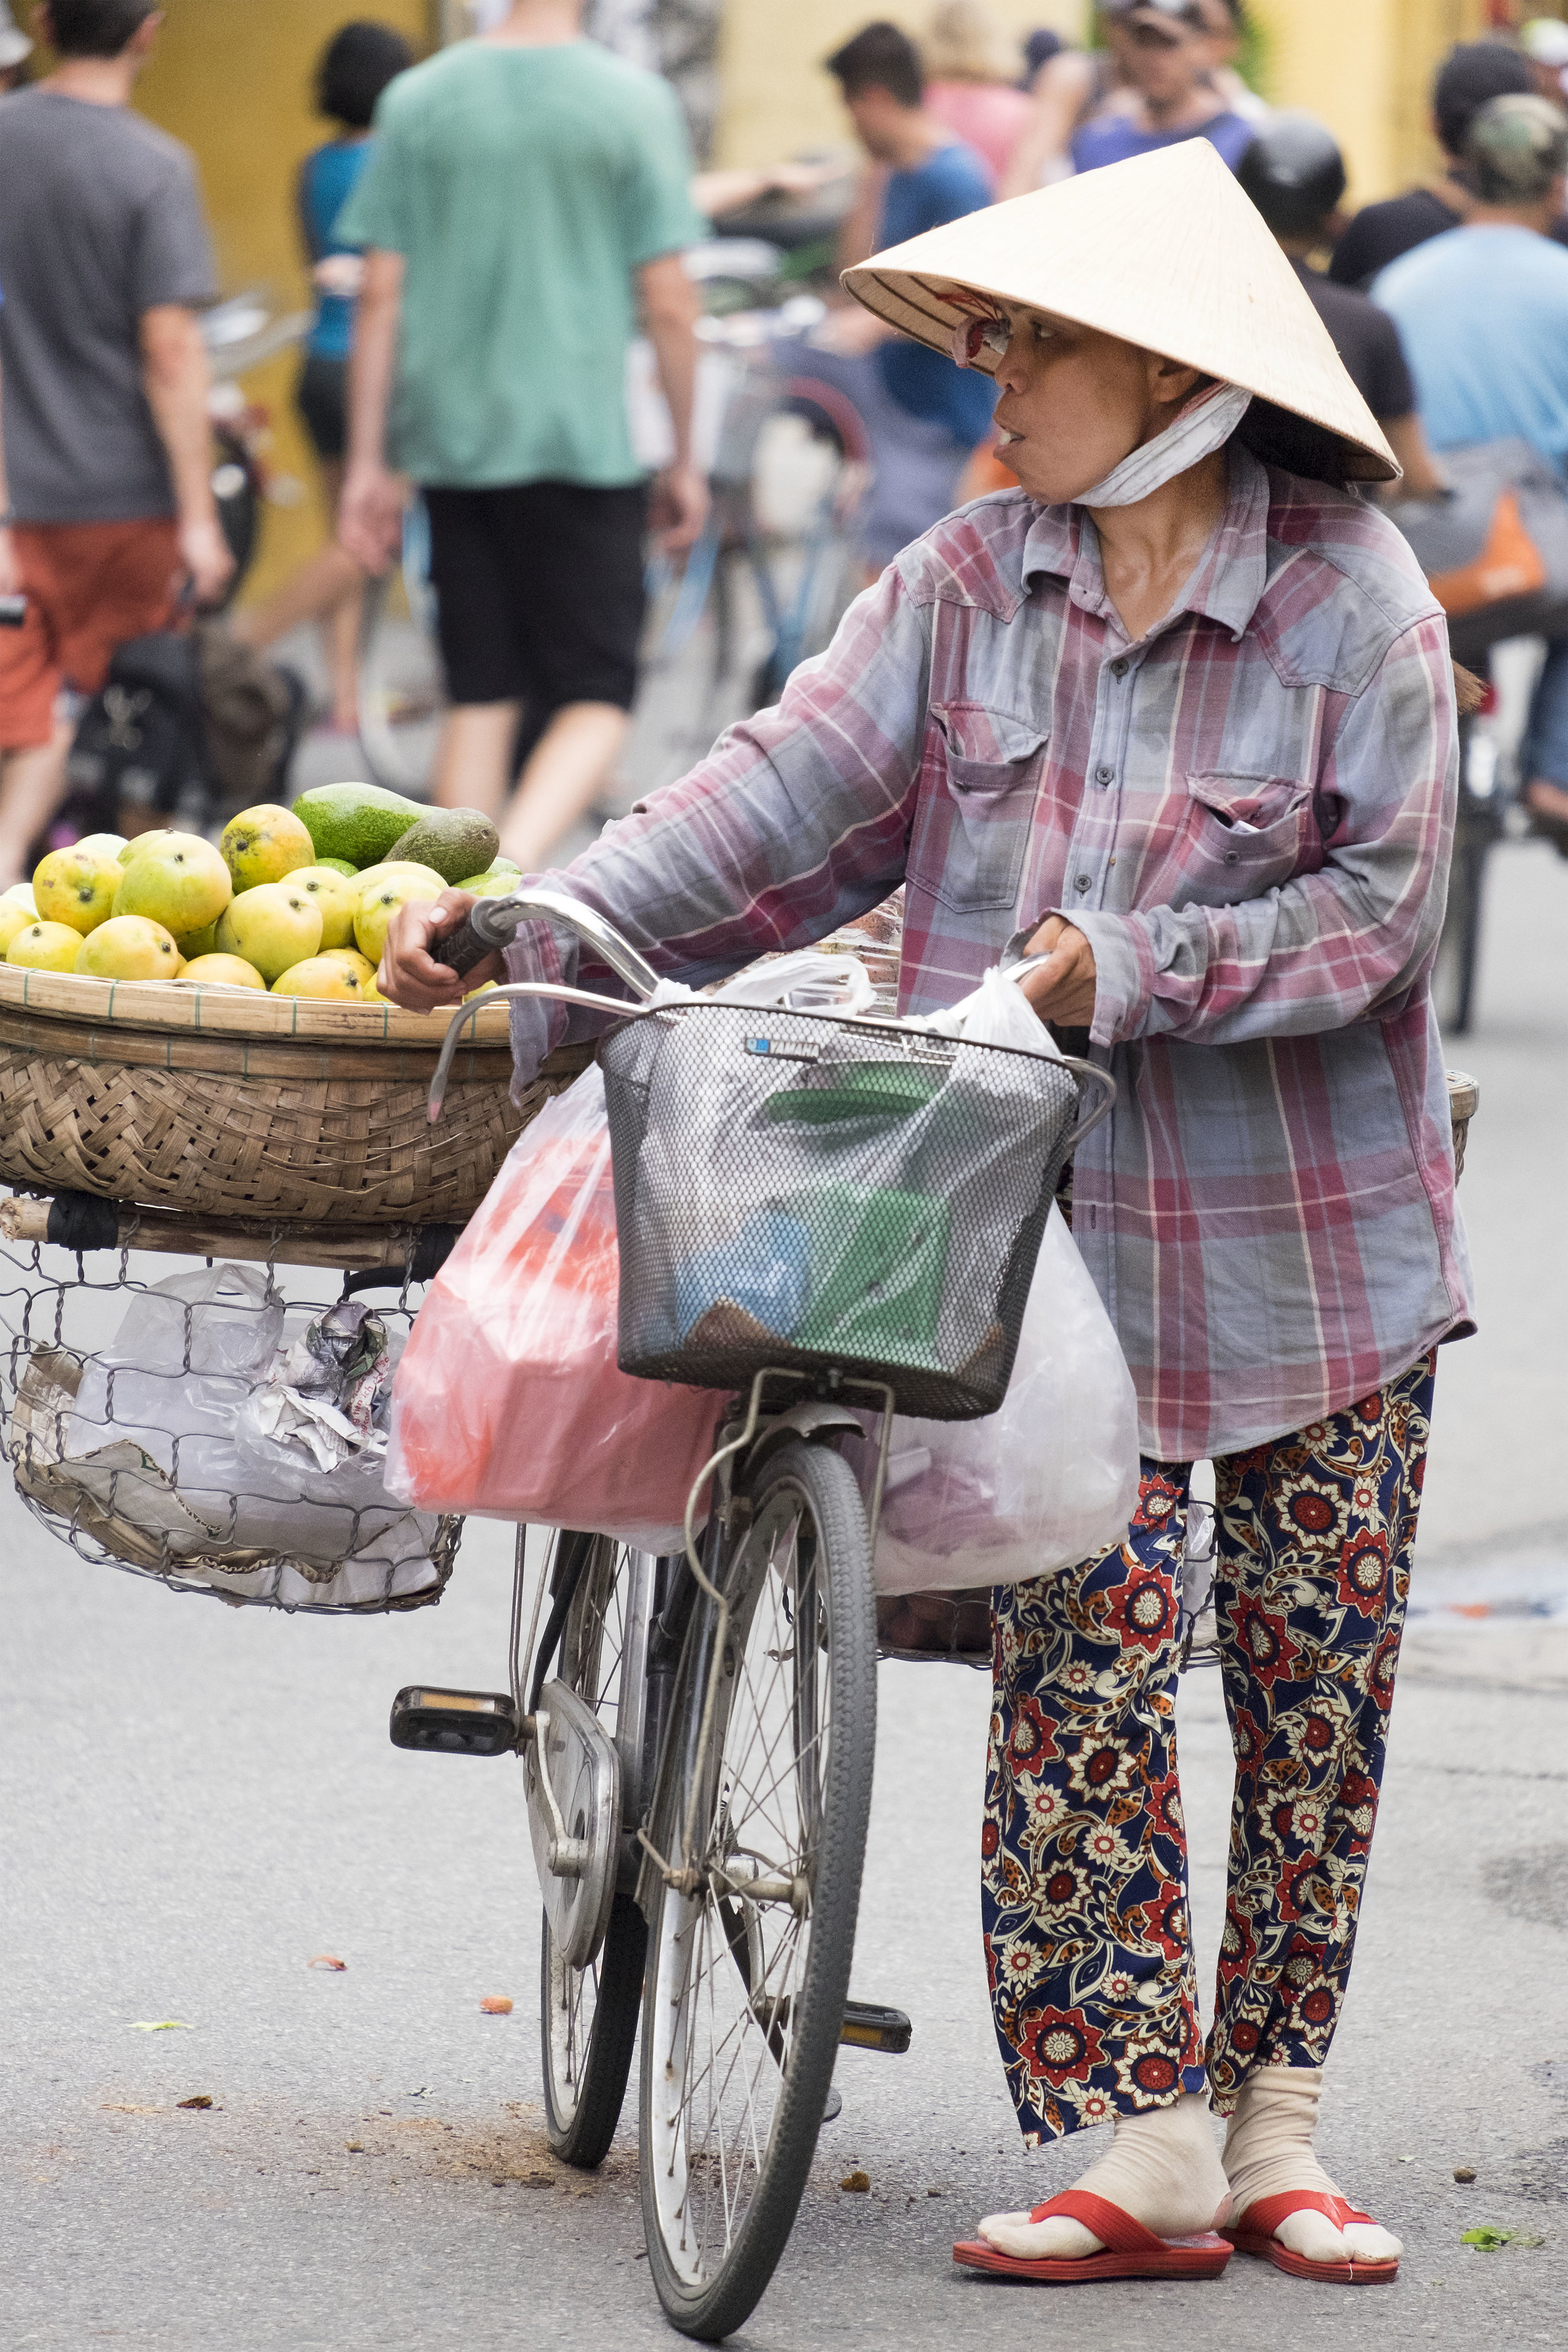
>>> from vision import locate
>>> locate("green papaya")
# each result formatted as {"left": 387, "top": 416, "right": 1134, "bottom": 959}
{"left": 291, "top": 782, "right": 425, "bottom": 869}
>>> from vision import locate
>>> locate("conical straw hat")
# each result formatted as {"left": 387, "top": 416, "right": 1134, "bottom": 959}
{"left": 843, "top": 138, "right": 1399, "bottom": 484}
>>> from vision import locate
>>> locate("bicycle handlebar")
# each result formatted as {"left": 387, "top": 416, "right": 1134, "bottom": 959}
{"left": 433, "top": 887, "right": 661, "bottom": 999}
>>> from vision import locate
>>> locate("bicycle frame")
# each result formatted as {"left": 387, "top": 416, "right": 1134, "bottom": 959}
{"left": 470, "top": 892, "right": 1116, "bottom": 1917}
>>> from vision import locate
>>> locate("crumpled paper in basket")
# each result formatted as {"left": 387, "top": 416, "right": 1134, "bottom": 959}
{"left": 241, "top": 1300, "right": 396, "bottom": 1473}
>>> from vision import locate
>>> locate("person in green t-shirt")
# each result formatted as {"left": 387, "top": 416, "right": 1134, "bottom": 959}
{"left": 337, "top": 0, "right": 707, "bottom": 868}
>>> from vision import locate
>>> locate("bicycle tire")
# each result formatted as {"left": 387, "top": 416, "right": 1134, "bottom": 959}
{"left": 538, "top": 1535, "right": 649, "bottom": 2168}
{"left": 541, "top": 1894, "right": 647, "bottom": 2168}
{"left": 640, "top": 1440, "right": 876, "bottom": 2341}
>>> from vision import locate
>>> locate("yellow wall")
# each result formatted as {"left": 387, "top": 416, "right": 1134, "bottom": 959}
{"left": 714, "top": 1, "right": 1088, "bottom": 168}
{"left": 1250, "top": 0, "right": 1492, "bottom": 208}
{"left": 134, "top": 1, "right": 437, "bottom": 607}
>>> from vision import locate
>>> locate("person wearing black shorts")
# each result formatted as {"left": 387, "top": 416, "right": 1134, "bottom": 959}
{"left": 336, "top": 2, "right": 707, "bottom": 872}
{"left": 423, "top": 479, "right": 649, "bottom": 789}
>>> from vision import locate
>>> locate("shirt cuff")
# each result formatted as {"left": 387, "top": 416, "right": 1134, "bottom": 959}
{"left": 502, "top": 917, "right": 569, "bottom": 1101}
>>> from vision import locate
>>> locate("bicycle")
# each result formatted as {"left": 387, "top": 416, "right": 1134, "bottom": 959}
{"left": 393, "top": 889, "right": 1114, "bottom": 2339}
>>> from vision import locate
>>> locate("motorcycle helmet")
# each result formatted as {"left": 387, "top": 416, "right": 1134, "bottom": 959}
{"left": 1236, "top": 112, "right": 1348, "bottom": 241}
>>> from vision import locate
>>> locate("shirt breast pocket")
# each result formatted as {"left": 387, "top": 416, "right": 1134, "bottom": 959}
{"left": 915, "top": 702, "right": 1047, "bottom": 914}
{"left": 1178, "top": 772, "right": 1320, "bottom": 905}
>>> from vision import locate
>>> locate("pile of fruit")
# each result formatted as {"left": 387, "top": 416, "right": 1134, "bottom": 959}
{"left": 0, "top": 784, "right": 515, "bottom": 1004}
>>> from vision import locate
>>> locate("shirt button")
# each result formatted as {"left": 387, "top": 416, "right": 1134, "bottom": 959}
{"left": 1224, "top": 850, "right": 1239, "bottom": 866}
{"left": 1109, "top": 659, "right": 1128, "bottom": 678}
{"left": 1074, "top": 873, "right": 1091, "bottom": 892}
{"left": 1095, "top": 765, "right": 1114, "bottom": 785}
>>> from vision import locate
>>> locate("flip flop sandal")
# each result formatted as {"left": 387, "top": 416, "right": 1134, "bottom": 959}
{"left": 954, "top": 2189, "right": 1233, "bottom": 2283}
{"left": 1222, "top": 2191, "right": 1400, "bottom": 2284}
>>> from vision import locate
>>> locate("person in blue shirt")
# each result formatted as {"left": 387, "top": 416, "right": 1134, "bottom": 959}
{"left": 1374, "top": 91, "right": 1568, "bottom": 849}
{"left": 817, "top": 22, "right": 997, "bottom": 571}
{"left": 1068, "top": 2, "right": 1256, "bottom": 177}
{"left": 233, "top": 21, "right": 410, "bottom": 735}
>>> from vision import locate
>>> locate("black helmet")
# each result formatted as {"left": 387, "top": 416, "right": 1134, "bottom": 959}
{"left": 1237, "top": 113, "right": 1348, "bottom": 240}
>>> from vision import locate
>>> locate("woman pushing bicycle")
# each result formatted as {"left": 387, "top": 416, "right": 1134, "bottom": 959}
{"left": 381, "top": 139, "right": 1473, "bottom": 2292}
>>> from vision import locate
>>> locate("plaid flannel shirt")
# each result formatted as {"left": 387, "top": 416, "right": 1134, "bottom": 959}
{"left": 503, "top": 445, "right": 1475, "bottom": 1459}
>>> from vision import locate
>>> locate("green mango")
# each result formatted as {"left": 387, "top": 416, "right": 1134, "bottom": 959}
{"left": 456, "top": 864, "right": 523, "bottom": 899}
{"left": 386, "top": 807, "right": 501, "bottom": 888}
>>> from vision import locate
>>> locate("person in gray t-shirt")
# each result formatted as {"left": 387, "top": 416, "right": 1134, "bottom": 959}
{"left": 0, "top": 0, "right": 230, "bottom": 883}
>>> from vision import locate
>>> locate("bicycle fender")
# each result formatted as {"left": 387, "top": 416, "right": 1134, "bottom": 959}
{"left": 743, "top": 1402, "right": 864, "bottom": 1484}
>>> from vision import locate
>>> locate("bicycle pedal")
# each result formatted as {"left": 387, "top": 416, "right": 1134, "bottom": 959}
{"left": 389, "top": 1686, "right": 518, "bottom": 1757}
{"left": 839, "top": 2000, "right": 912, "bottom": 2055}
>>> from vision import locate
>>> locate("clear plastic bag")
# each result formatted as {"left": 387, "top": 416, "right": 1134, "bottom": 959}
{"left": 859, "top": 965, "right": 1142, "bottom": 1594}
{"left": 59, "top": 1264, "right": 448, "bottom": 1606}
{"left": 866, "top": 1204, "right": 1141, "bottom": 1592}
{"left": 386, "top": 1066, "right": 724, "bottom": 1550}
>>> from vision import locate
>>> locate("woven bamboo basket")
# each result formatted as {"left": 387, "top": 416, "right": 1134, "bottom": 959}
{"left": 0, "top": 964, "right": 581, "bottom": 1229}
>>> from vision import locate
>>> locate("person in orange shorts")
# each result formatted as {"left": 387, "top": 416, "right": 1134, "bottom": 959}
{"left": 0, "top": 0, "right": 231, "bottom": 884}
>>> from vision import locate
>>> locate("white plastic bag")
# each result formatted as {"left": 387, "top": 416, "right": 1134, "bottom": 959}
{"left": 65, "top": 1265, "right": 447, "bottom": 1604}
{"left": 866, "top": 964, "right": 1142, "bottom": 1592}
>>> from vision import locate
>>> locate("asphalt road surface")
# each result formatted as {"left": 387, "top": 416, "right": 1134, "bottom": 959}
{"left": 4, "top": 842, "right": 1566, "bottom": 2352}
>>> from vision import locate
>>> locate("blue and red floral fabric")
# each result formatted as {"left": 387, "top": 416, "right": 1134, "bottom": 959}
{"left": 983, "top": 1353, "right": 1435, "bottom": 2141}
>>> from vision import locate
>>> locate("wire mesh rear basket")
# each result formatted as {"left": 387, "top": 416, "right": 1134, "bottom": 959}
{"left": 599, "top": 999, "right": 1086, "bottom": 1419}
{"left": 0, "top": 1238, "right": 459, "bottom": 1613}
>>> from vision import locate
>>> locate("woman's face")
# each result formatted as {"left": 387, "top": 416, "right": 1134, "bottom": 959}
{"left": 988, "top": 306, "right": 1203, "bottom": 505}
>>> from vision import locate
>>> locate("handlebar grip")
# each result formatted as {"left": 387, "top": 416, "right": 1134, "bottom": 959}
{"left": 434, "top": 913, "right": 496, "bottom": 979}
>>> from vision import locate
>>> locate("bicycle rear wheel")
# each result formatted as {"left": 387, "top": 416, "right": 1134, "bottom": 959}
{"left": 640, "top": 1440, "right": 876, "bottom": 2341}
{"left": 539, "top": 1534, "right": 650, "bottom": 2168}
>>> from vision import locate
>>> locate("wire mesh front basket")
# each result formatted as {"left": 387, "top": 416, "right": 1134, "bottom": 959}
{"left": 599, "top": 999, "right": 1086, "bottom": 1420}
{"left": 0, "top": 1237, "right": 459, "bottom": 1613}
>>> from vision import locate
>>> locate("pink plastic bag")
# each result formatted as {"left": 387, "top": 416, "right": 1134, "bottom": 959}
{"left": 386, "top": 1068, "right": 721, "bottom": 1549}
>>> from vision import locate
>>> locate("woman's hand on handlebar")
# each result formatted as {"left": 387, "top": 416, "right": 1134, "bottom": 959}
{"left": 376, "top": 891, "right": 503, "bottom": 1011}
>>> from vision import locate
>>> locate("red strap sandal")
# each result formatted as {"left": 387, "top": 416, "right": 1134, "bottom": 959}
{"left": 953, "top": 2188, "right": 1233, "bottom": 2283}
{"left": 1222, "top": 2190, "right": 1401, "bottom": 2283}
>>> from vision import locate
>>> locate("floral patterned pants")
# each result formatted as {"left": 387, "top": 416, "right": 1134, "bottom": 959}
{"left": 982, "top": 1353, "right": 1435, "bottom": 2143}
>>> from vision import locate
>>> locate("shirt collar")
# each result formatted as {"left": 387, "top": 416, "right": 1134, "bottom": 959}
{"left": 1019, "top": 441, "right": 1271, "bottom": 645}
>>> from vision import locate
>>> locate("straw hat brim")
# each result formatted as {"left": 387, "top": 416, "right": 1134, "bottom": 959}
{"left": 843, "top": 139, "right": 1400, "bottom": 485}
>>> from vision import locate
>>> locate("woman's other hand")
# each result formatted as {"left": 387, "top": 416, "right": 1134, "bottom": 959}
{"left": 1016, "top": 914, "right": 1098, "bottom": 1027}
{"left": 376, "top": 889, "right": 502, "bottom": 1011}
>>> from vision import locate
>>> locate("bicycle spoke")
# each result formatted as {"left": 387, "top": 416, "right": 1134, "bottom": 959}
{"left": 650, "top": 1478, "right": 839, "bottom": 2287}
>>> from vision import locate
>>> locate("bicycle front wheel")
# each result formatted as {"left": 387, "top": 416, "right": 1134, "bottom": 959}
{"left": 539, "top": 1535, "right": 650, "bottom": 2168}
{"left": 640, "top": 1440, "right": 876, "bottom": 2341}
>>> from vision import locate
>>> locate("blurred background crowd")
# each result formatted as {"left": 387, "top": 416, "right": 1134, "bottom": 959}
{"left": 4, "top": 0, "right": 1568, "bottom": 958}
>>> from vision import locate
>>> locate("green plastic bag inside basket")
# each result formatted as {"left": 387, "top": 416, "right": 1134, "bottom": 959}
{"left": 794, "top": 1184, "right": 950, "bottom": 1361}
{"left": 763, "top": 1060, "right": 946, "bottom": 1125}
